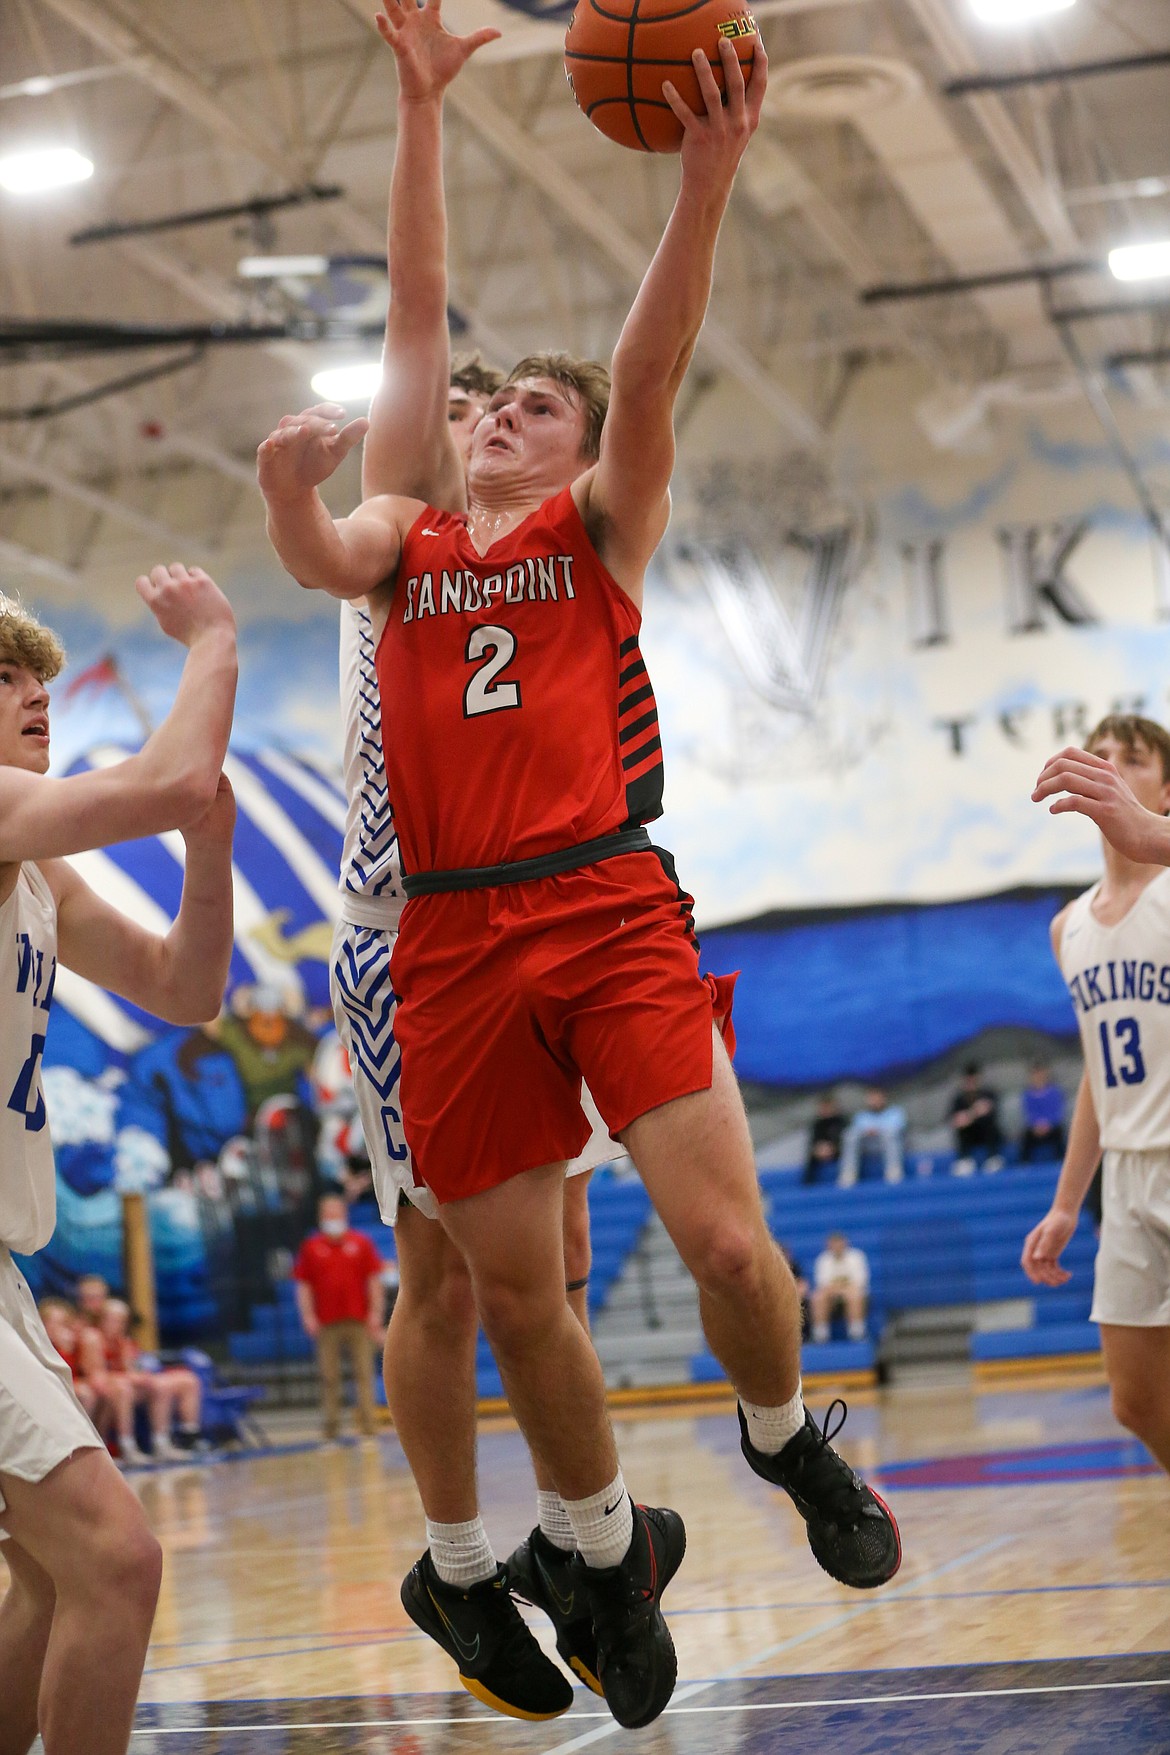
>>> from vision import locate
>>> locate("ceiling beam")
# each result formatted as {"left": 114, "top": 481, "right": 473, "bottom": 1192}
{"left": 0, "top": 443, "right": 185, "bottom": 545}
{"left": 0, "top": 535, "right": 81, "bottom": 587}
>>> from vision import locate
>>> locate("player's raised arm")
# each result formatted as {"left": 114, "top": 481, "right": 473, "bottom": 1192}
{"left": 1033, "top": 745, "right": 1170, "bottom": 865}
{"left": 258, "top": 407, "right": 407, "bottom": 598}
{"left": 583, "top": 37, "right": 767, "bottom": 592}
{"left": 0, "top": 565, "right": 237, "bottom": 864}
{"left": 362, "top": 0, "right": 498, "bottom": 505}
{"left": 49, "top": 771, "right": 236, "bottom": 1025}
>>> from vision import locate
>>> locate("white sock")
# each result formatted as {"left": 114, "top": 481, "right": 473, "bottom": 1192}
{"left": 564, "top": 1473, "right": 634, "bottom": 1571}
{"left": 742, "top": 1382, "right": 805, "bottom": 1456}
{"left": 847, "top": 1319, "right": 866, "bottom": 1341}
{"left": 813, "top": 1322, "right": 830, "bottom": 1343}
{"left": 537, "top": 1489, "right": 576, "bottom": 1553}
{"left": 426, "top": 1516, "right": 497, "bottom": 1589}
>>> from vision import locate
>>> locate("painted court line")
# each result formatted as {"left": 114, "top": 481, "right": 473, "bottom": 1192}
{"left": 542, "top": 1533, "right": 1018, "bottom": 1754}
{"left": 127, "top": 1676, "right": 1170, "bottom": 1736}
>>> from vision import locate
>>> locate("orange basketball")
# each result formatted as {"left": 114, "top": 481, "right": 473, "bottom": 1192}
{"left": 564, "top": 0, "right": 757, "bottom": 153}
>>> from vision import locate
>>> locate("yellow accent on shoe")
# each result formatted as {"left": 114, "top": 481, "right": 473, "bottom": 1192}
{"left": 459, "top": 1675, "right": 572, "bottom": 1720}
{"left": 569, "top": 1654, "right": 604, "bottom": 1697}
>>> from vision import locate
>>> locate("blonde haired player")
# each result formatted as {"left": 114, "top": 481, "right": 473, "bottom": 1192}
{"left": 0, "top": 567, "right": 236, "bottom": 1754}
{"left": 260, "top": 0, "right": 620, "bottom": 1720}
{"left": 1025, "top": 714, "right": 1170, "bottom": 1474}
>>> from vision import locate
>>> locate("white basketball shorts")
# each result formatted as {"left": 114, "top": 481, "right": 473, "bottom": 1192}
{"left": 1091, "top": 1147, "right": 1170, "bottom": 1327}
{"left": 330, "top": 920, "right": 621, "bottom": 1227}
{"left": 0, "top": 1247, "right": 103, "bottom": 1536}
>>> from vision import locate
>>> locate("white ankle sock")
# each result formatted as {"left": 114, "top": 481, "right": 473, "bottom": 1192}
{"left": 537, "top": 1489, "right": 576, "bottom": 1553}
{"left": 426, "top": 1516, "right": 497, "bottom": 1588}
{"left": 564, "top": 1473, "right": 633, "bottom": 1570}
{"left": 742, "top": 1382, "right": 805, "bottom": 1456}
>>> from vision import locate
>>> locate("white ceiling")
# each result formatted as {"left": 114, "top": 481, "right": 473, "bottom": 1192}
{"left": 0, "top": 0, "right": 1167, "bottom": 588}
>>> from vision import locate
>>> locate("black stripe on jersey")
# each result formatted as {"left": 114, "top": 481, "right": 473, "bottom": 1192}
{"left": 622, "top": 734, "right": 662, "bottom": 772}
{"left": 619, "top": 635, "right": 640, "bottom": 657}
{"left": 619, "top": 709, "right": 658, "bottom": 745}
{"left": 619, "top": 659, "right": 645, "bottom": 688}
{"left": 623, "top": 766, "right": 664, "bottom": 827}
{"left": 619, "top": 682, "right": 655, "bottom": 715}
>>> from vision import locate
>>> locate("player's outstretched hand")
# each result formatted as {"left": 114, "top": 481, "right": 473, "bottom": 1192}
{"left": 183, "top": 771, "right": 236, "bottom": 849}
{"left": 1032, "top": 746, "right": 1170, "bottom": 866}
{"left": 135, "top": 563, "right": 237, "bottom": 648}
{"left": 257, "top": 405, "right": 369, "bottom": 503}
{"left": 1021, "top": 1207, "right": 1076, "bottom": 1288}
{"left": 375, "top": 0, "right": 500, "bottom": 103}
{"left": 663, "top": 33, "right": 767, "bottom": 185}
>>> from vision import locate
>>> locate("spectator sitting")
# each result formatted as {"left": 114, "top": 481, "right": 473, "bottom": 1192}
{"left": 100, "top": 1298, "right": 204, "bottom": 1462}
{"left": 38, "top": 1296, "right": 130, "bottom": 1440}
{"left": 293, "top": 1193, "right": 385, "bottom": 1443}
{"left": 804, "top": 1093, "right": 846, "bottom": 1184}
{"left": 75, "top": 1270, "right": 112, "bottom": 1330}
{"left": 838, "top": 1087, "right": 906, "bottom": 1185}
{"left": 950, "top": 1062, "right": 1004, "bottom": 1175}
{"left": 1020, "top": 1063, "right": 1066, "bottom": 1163}
{"left": 810, "top": 1232, "right": 870, "bottom": 1343}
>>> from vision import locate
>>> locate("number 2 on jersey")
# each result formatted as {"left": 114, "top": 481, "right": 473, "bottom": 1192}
{"left": 464, "top": 625, "right": 521, "bottom": 718}
{"left": 1099, "top": 1015, "right": 1146, "bottom": 1088}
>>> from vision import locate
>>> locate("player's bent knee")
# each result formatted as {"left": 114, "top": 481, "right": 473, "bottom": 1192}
{"left": 684, "top": 1218, "right": 762, "bottom": 1294}
{"left": 1109, "top": 1380, "right": 1151, "bottom": 1440}
{"left": 474, "top": 1278, "right": 561, "bottom": 1355}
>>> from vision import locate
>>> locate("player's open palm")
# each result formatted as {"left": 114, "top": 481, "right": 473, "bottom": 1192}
{"left": 1021, "top": 1207, "right": 1077, "bottom": 1287}
{"left": 136, "top": 563, "right": 237, "bottom": 648}
{"left": 375, "top": 0, "right": 500, "bottom": 103}
{"left": 1032, "top": 746, "right": 1163, "bottom": 865}
{"left": 257, "top": 405, "right": 369, "bottom": 502}
{"left": 664, "top": 34, "right": 767, "bottom": 186}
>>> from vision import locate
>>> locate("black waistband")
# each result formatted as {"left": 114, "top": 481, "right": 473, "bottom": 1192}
{"left": 401, "top": 827, "right": 652, "bottom": 898}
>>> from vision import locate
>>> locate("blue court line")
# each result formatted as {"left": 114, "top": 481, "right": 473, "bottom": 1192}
{"left": 128, "top": 1676, "right": 1170, "bottom": 1737}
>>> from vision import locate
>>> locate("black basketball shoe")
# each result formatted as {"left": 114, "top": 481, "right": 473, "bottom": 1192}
{"left": 401, "top": 1551, "right": 574, "bottom": 1720}
{"left": 507, "top": 1527, "right": 603, "bottom": 1696}
{"left": 739, "top": 1399, "right": 901, "bottom": 1589}
{"left": 571, "top": 1502, "right": 686, "bottom": 1729}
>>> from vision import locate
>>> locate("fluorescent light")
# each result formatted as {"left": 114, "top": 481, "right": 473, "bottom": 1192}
{"left": 1108, "top": 239, "right": 1170, "bottom": 283}
{"left": 310, "top": 362, "right": 382, "bottom": 402}
{"left": 0, "top": 145, "right": 93, "bottom": 194}
{"left": 971, "top": 0, "right": 1074, "bottom": 23}
{"left": 238, "top": 254, "right": 328, "bottom": 279}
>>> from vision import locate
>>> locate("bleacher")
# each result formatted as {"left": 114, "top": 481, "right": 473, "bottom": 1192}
{"left": 691, "top": 1160, "right": 1098, "bottom": 1385}
{"left": 226, "top": 1177, "right": 652, "bottom": 1402}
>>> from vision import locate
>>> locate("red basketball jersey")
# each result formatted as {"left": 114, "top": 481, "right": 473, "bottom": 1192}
{"left": 375, "top": 485, "right": 664, "bottom": 876}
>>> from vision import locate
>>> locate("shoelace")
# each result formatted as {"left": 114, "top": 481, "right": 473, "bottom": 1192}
{"left": 798, "top": 1398, "right": 869, "bottom": 1523}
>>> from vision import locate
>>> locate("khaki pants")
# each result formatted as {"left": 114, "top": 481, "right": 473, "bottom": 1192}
{"left": 315, "top": 1320, "right": 376, "bottom": 1439}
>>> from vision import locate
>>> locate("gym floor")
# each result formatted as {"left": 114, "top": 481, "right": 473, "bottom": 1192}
{"left": 92, "top": 1363, "right": 1170, "bottom": 1752}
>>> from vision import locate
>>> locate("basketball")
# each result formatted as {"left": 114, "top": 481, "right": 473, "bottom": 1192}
{"left": 564, "top": 0, "right": 758, "bottom": 153}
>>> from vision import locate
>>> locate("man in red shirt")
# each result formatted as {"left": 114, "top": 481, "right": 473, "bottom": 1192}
{"left": 293, "top": 1194, "right": 385, "bottom": 1441}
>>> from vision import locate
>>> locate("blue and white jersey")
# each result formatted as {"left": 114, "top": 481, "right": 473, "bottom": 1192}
{"left": 1060, "top": 869, "right": 1170, "bottom": 1152}
{"left": 339, "top": 601, "right": 404, "bottom": 929}
{"left": 1, "top": 864, "right": 58, "bottom": 1253}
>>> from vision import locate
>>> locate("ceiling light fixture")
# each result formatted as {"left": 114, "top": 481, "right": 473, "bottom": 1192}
{"left": 1108, "top": 239, "right": 1170, "bottom": 282}
{"left": 970, "top": 0, "right": 1075, "bottom": 24}
{"left": 0, "top": 145, "right": 93, "bottom": 194}
{"left": 310, "top": 362, "right": 382, "bottom": 402}
{"left": 238, "top": 254, "right": 329, "bottom": 279}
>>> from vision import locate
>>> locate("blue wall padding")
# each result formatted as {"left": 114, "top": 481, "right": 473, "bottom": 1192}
{"left": 698, "top": 888, "right": 1077, "bottom": 1087}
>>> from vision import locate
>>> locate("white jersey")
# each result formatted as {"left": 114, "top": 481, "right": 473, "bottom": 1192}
{"left": 1059, "top": 870, "right": 1170, "bottom": 1151}
{"left": 0, "top": 864, "right": 58, "bottom": 1254}
{"left": 338, "top": 600, "right": 405, "bottom": 930}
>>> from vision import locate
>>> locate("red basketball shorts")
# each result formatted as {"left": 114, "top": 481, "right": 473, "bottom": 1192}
{"left": 389, "top": 851, "right": 736, "bottom": 1203}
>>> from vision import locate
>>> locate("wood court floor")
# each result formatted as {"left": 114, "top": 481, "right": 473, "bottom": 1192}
{"left": 21, "top": 1367, "right": 1170, "bottom": 1751}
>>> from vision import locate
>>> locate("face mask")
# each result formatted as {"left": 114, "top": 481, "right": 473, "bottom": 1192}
{"left": 321, "top": 1217, "right": 346, "bottom": 1238}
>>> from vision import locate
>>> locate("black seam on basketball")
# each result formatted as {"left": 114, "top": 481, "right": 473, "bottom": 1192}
{"left": 566, "top": 49, "right": 729, "bottom": 65}
{"left": 625, "top": 0, "right": 649, "bottom": 152}
{"left": 583, "top": 0, "right": 745, "bottom": 22}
